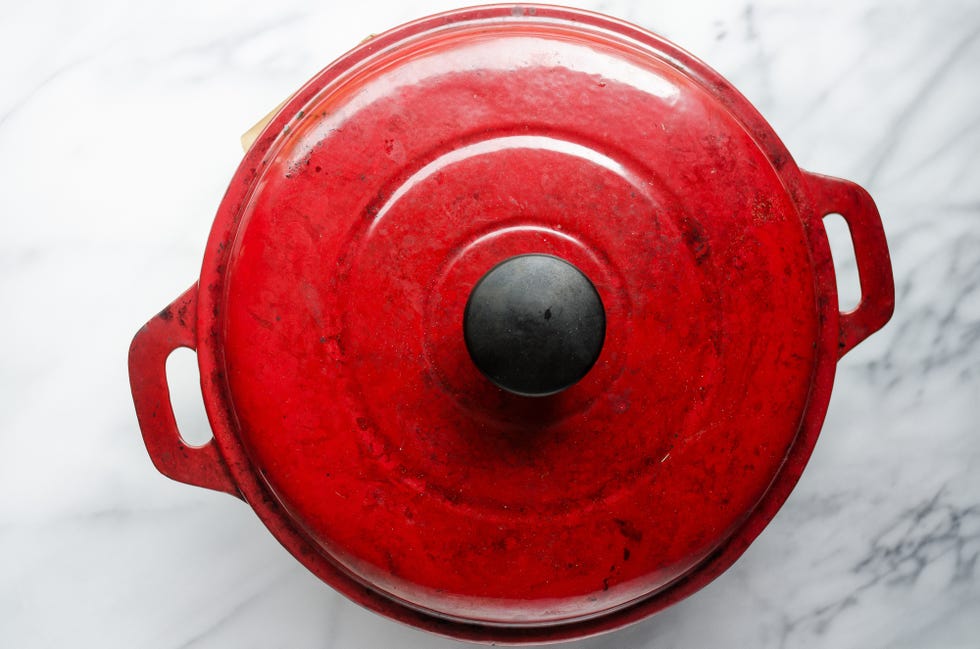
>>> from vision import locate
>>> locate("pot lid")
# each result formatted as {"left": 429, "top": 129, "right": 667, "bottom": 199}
{"left": 217, "top": 5, "right": 820, "bottom": 625}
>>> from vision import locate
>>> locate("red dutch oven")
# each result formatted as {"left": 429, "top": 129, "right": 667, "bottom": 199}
{"left": 129, "top": 4, "right": 895, "bottom": 643}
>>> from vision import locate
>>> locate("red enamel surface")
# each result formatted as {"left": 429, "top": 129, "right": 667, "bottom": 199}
{"left": 129, "top": 4, "right": 894, "bottom": 643}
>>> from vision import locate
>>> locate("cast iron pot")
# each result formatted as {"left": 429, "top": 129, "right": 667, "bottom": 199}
{"left": 129, "top": 4, "right": 895, "bottom": 643}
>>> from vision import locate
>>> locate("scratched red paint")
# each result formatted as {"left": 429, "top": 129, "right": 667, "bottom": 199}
{"left": 128, "top": 4, "right": 894, "bottom": 643}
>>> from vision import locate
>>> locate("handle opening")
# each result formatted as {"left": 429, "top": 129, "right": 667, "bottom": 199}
{"left": 165, "top": 346, "right": 213, "bottom": 447}
{"left": 822, "top": 212, "right": 862, "bottom": 312}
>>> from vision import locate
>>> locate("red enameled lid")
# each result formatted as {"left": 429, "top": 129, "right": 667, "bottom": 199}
{"left": 216, "top": 6, "right": 822, "bottom": 625}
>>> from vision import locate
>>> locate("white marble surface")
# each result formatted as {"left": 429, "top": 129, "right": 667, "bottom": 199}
{"left": 2, "top": 0, "right": 978, "bottom": 647}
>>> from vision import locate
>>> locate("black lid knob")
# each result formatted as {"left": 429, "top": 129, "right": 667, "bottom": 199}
{"left": 463, "top": 254, "right": 606, "bottom": 397}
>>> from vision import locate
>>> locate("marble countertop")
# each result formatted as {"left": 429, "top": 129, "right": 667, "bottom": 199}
{"left": 2, "top": 0, "right": 977, "bottom": 647}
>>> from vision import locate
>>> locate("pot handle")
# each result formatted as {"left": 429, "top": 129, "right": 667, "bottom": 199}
{"left": 128, "top": 284, "right": 240, "bottom": 497}
{"left": 804, "top": 172, "right": 895, "bottom": 358}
